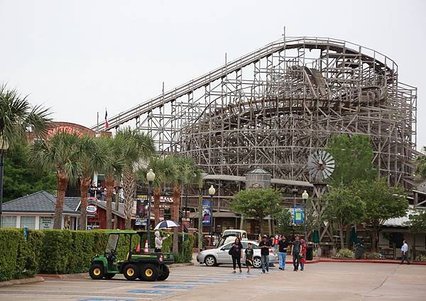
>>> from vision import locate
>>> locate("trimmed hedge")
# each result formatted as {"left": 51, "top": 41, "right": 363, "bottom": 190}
{"left": 0, "top": 228, "right": 193, "bottom": 282}
{"left": 0, "top": 229, "right": 22, "bottom": 281}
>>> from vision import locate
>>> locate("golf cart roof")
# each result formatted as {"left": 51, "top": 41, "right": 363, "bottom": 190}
{"left": 106, "top": 230, "right": 152, "bottom": 235}
{"left": 107, "top": 230, "right": 139, "bottom": 235}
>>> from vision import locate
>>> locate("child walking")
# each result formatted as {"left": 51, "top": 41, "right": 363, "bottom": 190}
{"left": 245, "top": 242, "right": 254, "bottom": 274}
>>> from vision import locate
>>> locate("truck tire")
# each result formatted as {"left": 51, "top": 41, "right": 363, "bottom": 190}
{"left": 157, "top": 265, "right": 170, "bottom": 281}
{"left": 123, "top": 264, "right": 139, "bottom": 280}
{"left": 89, "top": 263, "right": 104, "bottom": 280}
{"left": 140, "top": 264, "right": 159, "bottom": 281}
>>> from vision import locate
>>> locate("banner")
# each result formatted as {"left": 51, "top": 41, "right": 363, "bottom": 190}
{"left": 293, "top": 205, "right": 305, "bottom": 225}
{"left": 135, "top": 199, "right": 148, "bottom": 226}
{"left": 202, "top": 199, "right": 212, "bottom": 225}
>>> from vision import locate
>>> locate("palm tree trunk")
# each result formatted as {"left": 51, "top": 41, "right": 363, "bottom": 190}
{"left": 105, "top": 174, "right": 114, "bottom": 229}
{"left": 79, "top": 177, "right": 91, "bottom": 230}
{"left": 54, "top": 172, "right": 68, "bottom": 229}
{"left": 122, "top": 168, "right": 136, "bottom": 229}
{"left": 339, "top": 225, "right": 345, "bottom": 250}
{"left": 153, "top": 186, "right": 161, "bottom": 225}
{"left": 172, "top": 185, "right": 181, "bottom": 253}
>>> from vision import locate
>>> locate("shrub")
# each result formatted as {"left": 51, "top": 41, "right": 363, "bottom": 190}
{"left": 365, "top": 252, "right": 382, "bottom": 259}
{"left": 335, "top": 248, "right": 354, "bottom": 259}
{"left": 0, "top": 229, "right": 21, "bottom": 281}
{"left": 67, "top": 231, "right": 95, "bottom": 273}
{"left": 39, "top": 229, "right": 73, "bottom": 274}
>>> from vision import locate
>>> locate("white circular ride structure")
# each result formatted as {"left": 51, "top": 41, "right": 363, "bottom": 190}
{"left": 94, "top": 36, "right": 417, "bottom": 189}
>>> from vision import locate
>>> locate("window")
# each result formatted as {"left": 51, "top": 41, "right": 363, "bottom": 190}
{"left": 20, "top": 216, "right": 36, "bottom": 229}
{"left": 1, "top": 216, "right": 17, "bottom": 228}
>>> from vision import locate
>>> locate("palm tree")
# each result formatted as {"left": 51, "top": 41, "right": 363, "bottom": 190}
{"left": 76, "top": 135, "right": 106, "bottom": 230}
{"left": 33, "top": 132, "right": 80, "bottom": 229}
{"left": 166, "top": 155, "right": 200, "bottom": 253}
{"left": 146, "top": 156, "right": 174, "bottom": 225}
{"left": 97, "top": 136, "right": 123, "bottom": 229}
{"left": 115, "top": 128, "right": 155, "bottom": 229}
{"left": 0, "top": 84, "right": 51, "bottom": 144}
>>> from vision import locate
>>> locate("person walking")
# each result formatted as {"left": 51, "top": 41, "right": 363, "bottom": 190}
{"left": 229, "top": 237, "right": 243, "bottom": 273}
{"left": 299, "top": 239, "right": 307, "bottom": 271}
{"left": 401, "top": 240, "right": 410, "bottom": 264}
{"left": 278, "top": 235, "right": 289, "bottom": 270}
{"left": 245, "top": 242, "right": 254, "bottom": 274}
{"left": 259, "top": 235, "right": 271, "bottom": 273}
{"left": 292, "top": 235, "right": 301, "bottom": 271}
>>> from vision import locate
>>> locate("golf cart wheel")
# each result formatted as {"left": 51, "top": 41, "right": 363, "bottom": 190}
{"left": 140, "top": 264, "right": 159, "bottom": 281}
{"left": 123, "top": 264, "right": 139, "bottom": 280}
{"left": 157, "top": 265, "right": 170, "bottom": 281}
{"left": 89, "top": 263, "right": 104, "bottom": 280}
{"left": 253, "top": 257, "right": 262, "bottom": 268}
{"left": 104, "top": 273, "right": 115, "bottom": 280}
{"left": 204, "top": 255, "right": 217, "bottom": 267}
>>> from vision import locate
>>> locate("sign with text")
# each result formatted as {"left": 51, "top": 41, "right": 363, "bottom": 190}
{"left": 202, "top": 200, "right": 212, "bottom": 225}
{"left": 293, "top": 206, "right": 305, "bottom": 225}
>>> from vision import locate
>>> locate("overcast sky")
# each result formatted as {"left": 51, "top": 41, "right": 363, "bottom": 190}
{"left": 1, "top": 0, "right": 425, "bottom": 150}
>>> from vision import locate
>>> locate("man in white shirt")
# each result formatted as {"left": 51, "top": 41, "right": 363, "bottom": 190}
{"left": 400, "top": 240, "right": 410, "bottom": 264}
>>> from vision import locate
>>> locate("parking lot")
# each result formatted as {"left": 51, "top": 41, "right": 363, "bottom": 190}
{"left": 1, "top": 262, "right": 425, "bottom": 301}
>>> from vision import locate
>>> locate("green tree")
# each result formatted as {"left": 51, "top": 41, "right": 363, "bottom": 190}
{"left": 0, "top": 84, "right": 51, "bottom": 144}
{"left": 97, "top": 136, "right": 123, "bottom": 229}
{"left": 323, "top": 186, "right": 365, "bottom": 249}
{"left": 274, "top": 208, "right": 292, "bottom": 235}
{"left": 231, "top": 188, "right": 282, "bottom": 234}
{"left": 33, "top": 132, "right": 80, "bottom": 229}
{"left": 114, "top": 128, "right": 155, "bottom": 229}
{"left": 406, "top": 210, "right": 426, "bottom": 260}
{"left": 415, "top": 147, "right": 426, "bottom": 180}
{"left": 76, "top": 136, "right": 106, "bottom": 230}
{"left": 1, "top": 84, "right": 51, "bottom": 210}
{"left": 3, "top": 142, "right": 56, "bottom": 201}
{"left": 353, "top": 179, "right": 408, "bottom": 252}
{"left": 327, "top": 134, "right": 376, "bottom": 185}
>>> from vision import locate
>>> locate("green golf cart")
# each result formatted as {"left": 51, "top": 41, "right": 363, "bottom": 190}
{"left": 89, "top": 230, "right": 174, "bottom": 281}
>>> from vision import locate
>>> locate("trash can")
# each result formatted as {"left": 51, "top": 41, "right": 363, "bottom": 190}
{"left": 306, "top": 245, "right": 314, "bottom": 260}
{"left": 355, "top": 243, "right": 365, "bottom": 259}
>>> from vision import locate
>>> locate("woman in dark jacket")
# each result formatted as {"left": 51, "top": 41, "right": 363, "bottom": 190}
{"left": 229, "top": 237, "right": 243, "bottom": 273}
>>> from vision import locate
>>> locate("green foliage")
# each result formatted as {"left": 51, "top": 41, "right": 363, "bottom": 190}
{"left": 167, "top": 233, "right": 194, "bottom": 263}
{"left": 407, "top": 210, "right": 426, "bottom": 233}
{"left": 416, "top": 148, "right": 426, "bottom": 179}
{"left": 3, "top": 142, "right": 56, "bottom": 202}
{"left": 39, "top": 230, "right": 73, "bottom": 274}
{"left": 0, "top": 229, "right": 21, "bottom": 281}
{"left": 231, "top": 188, "right": 282, "bottom": 226}
{"left": 353, "top": 179, "right": 408, "bottom": 225}
{"left": 0, "top": 229, "right": 191, "bottom": 282}
{"left": 274, "top": 208, "right": 293, "bottom": 234}
{"left": 324, "top": 186, "right": 365, "bottom": 226}
{"left": 327, "top": 134, "right": 376, "bottom": 185}
{"left": 335, "top": 248, "right": 354, "bottom": 258}
{"left": 67, "top": 232, "right": 95, "bottom": 273}
{"left": 365, "top": 252, "right": 382, "bottom": 259}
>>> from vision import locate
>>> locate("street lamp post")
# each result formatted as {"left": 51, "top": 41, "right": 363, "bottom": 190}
{"left": 302, "top": 190, "right": 309, "bottom": 241}
{"left": 146, "top": 169, "right": 156, "bottom": 249}
{"left": 0, "top": 136, "right": 9, "bottom": 228}
{"left": 208, "top": 185, "right": 216, "bottom": 246}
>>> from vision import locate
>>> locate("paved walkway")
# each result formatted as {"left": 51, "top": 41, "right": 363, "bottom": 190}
{"left": 0, "top": 262, "right": 425, "bottom": 300}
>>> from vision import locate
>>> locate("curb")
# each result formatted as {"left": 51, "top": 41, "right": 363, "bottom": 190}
{"left": 0, "top": 276, "right": 44, "bottom": 287}
{"left": 37, "top": 273, "right": 88, "bottom": 280}
{"left": 318, "top": 258, "right": 426, "bottom": 265}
